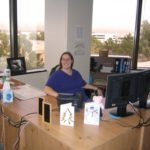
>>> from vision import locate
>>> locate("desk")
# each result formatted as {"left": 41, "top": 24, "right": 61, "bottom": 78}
{"left": 1, "top": 95, "right": 150, "bottom": 150}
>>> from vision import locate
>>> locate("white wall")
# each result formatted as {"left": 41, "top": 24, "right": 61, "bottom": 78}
{"left": 45, "top": 0, "right": 68, "bottom": 71}
{"left": 67, "top": 0, "right": 93, "bottom": 81}
{"left": 45, "top": 0, "right": 93, "bottom": 81}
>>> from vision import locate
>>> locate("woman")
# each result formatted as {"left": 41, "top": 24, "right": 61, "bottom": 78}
{"left": 44, "top": 52, "right": 103, "bottom": 101}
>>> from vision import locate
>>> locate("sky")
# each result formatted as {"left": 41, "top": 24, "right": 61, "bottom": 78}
{"left": 0, "top": 0, "right": 9, "bottom": 27}
{"left": 92, "top": 0, "right": 137, "bottom": 34}
{"left": 92, "top": 0, "right": 150, "bottom": 34}
{"left": 0, "top": 0, "right": 150, "bottom": 33}
{"left": 0, "top": 0, "right": 44, "bottom": 30}
{"left": 17, "top": 0, "right": 44, "bottom": 27}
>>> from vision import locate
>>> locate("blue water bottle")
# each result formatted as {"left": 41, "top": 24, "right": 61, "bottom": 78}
{"left": 2, "top": 69, "right": 13, "bottom": 103}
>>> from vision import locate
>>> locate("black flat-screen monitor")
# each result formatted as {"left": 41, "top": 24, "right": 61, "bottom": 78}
{"left": 57, "top": 93, "right": 83, "bottom": 112}
{"left": 136, "top": 69, "right": 150, "bottom": 108}
{"left": 105, "top": 72, "right": 138, "bottom": 117}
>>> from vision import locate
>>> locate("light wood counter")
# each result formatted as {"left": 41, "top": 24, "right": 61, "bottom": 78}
{"left": 1, "top": 95, "right": 150, "bottom": 150}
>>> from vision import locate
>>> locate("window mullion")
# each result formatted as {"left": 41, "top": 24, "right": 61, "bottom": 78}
{"left": 9, "top": 0, "right": 18, "bottom": 58}
{"left": 132, "top": 0, "right": 143, "bottom": 69}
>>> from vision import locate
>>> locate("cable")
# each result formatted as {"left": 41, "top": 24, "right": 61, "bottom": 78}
{"left": 143, "top": 117, "right": 150, "bottom": 125}
{"left": 12, "top": 112, "right": 37, "bottom": 150}
{"left": 0, "top": 106, "right": 37, "bottom": 150}
{"left": 107, "top": 102, "right": 146, "bottom": 129}
{"left": 20, "top": 112, "right": 37, "bottom": 120}
{"left": 129, "top": 102, "right": 145, "bottom": 128}
{"left": 142, "top": 115, "right": 150, "bottom": 127}
{"left": 1, "top": 108, "right": 37, "bottom": 128}
{"left": 11, "top": 112, "right": 37, "bottom": 150}
{"left": 12, "top": 122, "right": 30, "bottom": 150}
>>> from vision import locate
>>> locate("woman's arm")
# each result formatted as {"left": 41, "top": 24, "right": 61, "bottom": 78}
{"left": 83, "top": 83, "right": 103, "bottom": 96}
{"left": 44, "top": 86, "right": 59, "bottom": 98}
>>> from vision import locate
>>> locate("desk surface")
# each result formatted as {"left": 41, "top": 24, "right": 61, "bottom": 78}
{"left": 1, "top": 95, "right": 144, "bottom": 150}
{"left": 1, "top": 78, "right": 150, "bottom": 150}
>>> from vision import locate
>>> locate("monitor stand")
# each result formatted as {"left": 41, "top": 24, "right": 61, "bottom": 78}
{"left": 134, "top": 94, "right": 150, "bottom": 109}
{"left": 109, "top": 106, "right": 133, "bottom": 118}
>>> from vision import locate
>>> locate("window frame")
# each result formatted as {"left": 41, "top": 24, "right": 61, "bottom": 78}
{"left": 4, "top": 0, "right": 147, "bottom": 73}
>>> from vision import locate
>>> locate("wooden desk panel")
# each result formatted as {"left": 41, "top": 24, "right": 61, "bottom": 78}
{"left": 21, "top": 113, "right": 141, "bottom": 150}
{"left": 0, "top": 110, "right": 3, "bottom": 145}
{"left": 138, "top": 109, "right": 150, "bottom": 150}
{"left": 1, "top": 96, "right": 150, "bottom": 150}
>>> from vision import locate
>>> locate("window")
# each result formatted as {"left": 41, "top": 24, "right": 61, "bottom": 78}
{"left": 0, "top": 0, "right": 45, "bottom": 73}
{"left": 0, "top": 0, "right": 10, "bottom": 71}
{"left": 17, "top": 0, "right": 45, "bottom": 70}
{"left": 138, "top": 0, "right": 150, "bottom": 68}
{"left": 92, "top": 0, "right": 137, "bottom": 58}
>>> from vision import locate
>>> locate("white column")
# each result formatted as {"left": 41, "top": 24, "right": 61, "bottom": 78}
{"left": 45, "top": 0, "right": 93, "bottom": 81}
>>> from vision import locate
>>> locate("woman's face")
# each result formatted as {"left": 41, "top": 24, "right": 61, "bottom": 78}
{"left": 61, "top": 54, "right": 73, "bottom": 70}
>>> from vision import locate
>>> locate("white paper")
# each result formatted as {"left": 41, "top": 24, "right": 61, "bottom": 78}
{"left": 84, "top": 102, "right": 100, "bottom": 125}
{"left": 13, "top": 84, "right": 46, "bottom": 100}
{"left": 60, "top": 103, "right": 74, "bottom": 127}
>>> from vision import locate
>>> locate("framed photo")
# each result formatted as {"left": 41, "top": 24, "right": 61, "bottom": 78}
{"left": 7, "top": 57, "right": 26, "bottom": 75}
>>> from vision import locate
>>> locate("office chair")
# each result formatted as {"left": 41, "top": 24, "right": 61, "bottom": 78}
{"left": 49, "top": 64, "right": 60, "bottom": 76}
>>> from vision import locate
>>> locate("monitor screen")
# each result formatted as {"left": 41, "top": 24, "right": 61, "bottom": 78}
{"left": 105, "top": 72, "right": 138, "bottom": 117}
{"left": 57, "top": 93, "right": 83, "bottom": 112}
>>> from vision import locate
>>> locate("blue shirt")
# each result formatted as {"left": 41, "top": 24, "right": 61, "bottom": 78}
{"left": 46, "top": 69, "right": 88, "bottom": 101}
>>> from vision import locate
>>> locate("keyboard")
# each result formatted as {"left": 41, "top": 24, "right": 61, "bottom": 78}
{"left": 58, "top": 93, "right": 74, "bottom": 101}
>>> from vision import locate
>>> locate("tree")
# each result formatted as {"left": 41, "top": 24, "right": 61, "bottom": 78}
{"left": 0, "top": 32, "right": 10, "bottom": 56}
{"left": 140, "top": 20, "right": 150, "bottom": 59}
{"left": 18, "top": 34, "right": 32, "bottom": 55}
{"left": 91, "top": 36, "right": 103, "bottom": 54}
{"left": 91, "top": 33, "right": 134, "bottom": 57}
{"left": 119, "top": 33, "right": 133, "bottom": 56}
{"left": 29, "top": 31, "right": 44, "bottom": 40}
{"left": 18, "top": 33, "right": 43, "bottom": 70}
{"left": 104, "top": 38, "right": 114, "bottom": 50}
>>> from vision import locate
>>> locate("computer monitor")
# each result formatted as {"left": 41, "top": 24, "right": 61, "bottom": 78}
{"left": 136, "top": 69, "right": 150, "bottom": 108}
{"left": 57, "top": 93, "right": 83, "bottom": 112}
{"left": 105, "top": 72, "right": 138, "bottom": 117}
